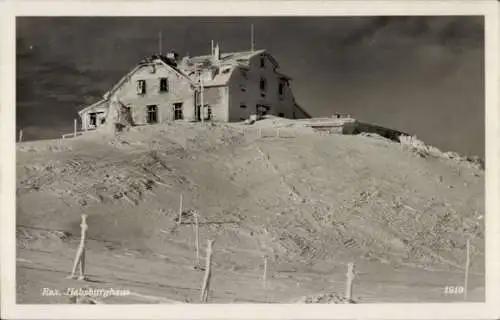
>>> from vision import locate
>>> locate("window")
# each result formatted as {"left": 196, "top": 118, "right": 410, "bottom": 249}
{"left": 260, "top": 78, "right": 267, "bottom": 92}
{"left": 278, "top": 112, "right": 285, "bottom": 117}
{"left": 89, "top": 113, "right": 97, "bottom": 127}
{"left": 159, "top": 78, "right": 168, "bottom": 92}
{"left": 279, "top": 81, "right": 285, "bottom": 96}
{"left": 260, "top": 56, "right": 265, "bottom": 68}
{"left": 240, "top": 85, "right": 246, "bottom": 92}
{"left": 174, "top": 103, "right": 183, "bottom": 120}
{"left": 240, "top": 104, "right": 247, "bottom": 109}
{"left": 147, "top": 105, "right": 158, "bottom": 124}
{"left": 137, "top": 80, "right": 146, "bottom": 95}
{"left": 197, "top": 104, "right": 212, "bottom": 121}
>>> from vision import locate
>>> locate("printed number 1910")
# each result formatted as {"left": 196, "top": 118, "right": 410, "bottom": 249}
{"left": 444, "top": 286, "right": 464, "bottom": 295}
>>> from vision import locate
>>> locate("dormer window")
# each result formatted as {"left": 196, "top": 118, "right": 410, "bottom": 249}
{"left": 137, "top": 80, "right": 146, "bottom": 95}
{"left": 159, "top": 78, "right": 168, "bottom": 92}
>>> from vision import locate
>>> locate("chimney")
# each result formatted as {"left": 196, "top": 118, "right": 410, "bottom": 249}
{"left": 213, "top": 43, "right": 220, "bottom": 62}
{"left": 166, "top": 51, "right": 180, "bottom": 67}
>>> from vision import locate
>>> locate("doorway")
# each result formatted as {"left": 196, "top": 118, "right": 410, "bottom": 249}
{"left": 256, "top": 104, "right": 270, "bottom": 117}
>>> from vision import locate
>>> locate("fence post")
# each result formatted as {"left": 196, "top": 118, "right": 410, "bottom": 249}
{"left": 73, "top": 119, "right": 77, "bottom": 138}
{"left": 345, "top": 262, "right": 355, "bottom": 302}
{"left": 464, "top": 238, "right": 470, "bottom": 301}
{"left": 18, "top": 129, "right": 23, "bottom": 142}
{"left": 178, "top": 193, "right": 183, "bottom": 225}
{"left": 67, "top": 214, "right": 88, "bottom": 281}
{"left": 200, "top": 239, "right": 214, "bottom": 303}
{"left": 263, "top": 255, "right": 268, "bottom": 289}
{"left": 194, "top": 213, "right": 200, "bottom": 267}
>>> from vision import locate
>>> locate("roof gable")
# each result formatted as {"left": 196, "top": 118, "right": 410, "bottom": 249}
{"left": 78, "top": 99, "right": 107, "bottom": 116}
{"left": 104, "top": 58, "right": 196, "bottom": 100}
{"left": 258, "top": 52, "right": 280, "bottom": 69}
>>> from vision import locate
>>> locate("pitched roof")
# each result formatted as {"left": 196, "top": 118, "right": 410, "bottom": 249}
{"left": 78, "top": 98, "right": 107, "bottom": 116}
{"left": 188, "top": 49, "right": 266, "bottom": 66}
{"left": 179, "top": 49, "right": 282, "bottom": 88}
{"left": 103, "top": 56, "right": 197, "bottom": 100}
{"left": 94, "top": 49, "right": 284, "bottom": 108}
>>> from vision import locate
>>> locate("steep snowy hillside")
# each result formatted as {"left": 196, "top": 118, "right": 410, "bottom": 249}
{"left": 16, "top": 119, "right": 484, "bottom": 303}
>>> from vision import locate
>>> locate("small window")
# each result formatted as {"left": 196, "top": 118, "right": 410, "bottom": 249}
{"left": 278, "top": 112, "right": 285, "bottom": 117}
{"left": 147, "top": 105, "right": 158, "bottom": 124}
{"left": 260, "top": 78, "right": 267, "bottom": 92}
{"left": 279, "top": 81, "right": 285, "bottom": 96}
{"left": 174, "top": 103, "right": 183, "bottom": 120}
{"left": 89, "top": 113, "right": 97, "bottom": 127}
{"left": 240, "top": 104, "right": 247, "bottom": 109}
{"left": 137, "top": 80, "right": 146, "bottom": 95}
{"left": 159, "top": 78, "right": 168, "bottom": 92}
{"left": 240, "top": 85, "right": 246, "bottom": 92}
{"left": 260, "top": 56, "right": 265, "bottom": 68}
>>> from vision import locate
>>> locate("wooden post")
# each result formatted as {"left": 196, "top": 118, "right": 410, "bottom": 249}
{"left": 200, "top": 239, "right": 214, "bottom": 303}
{"left": 263, "top": 255, "right": 268, "bottom": 289}
{"left": 464, "top": 238, "right": 470, "bottom": 301}
{"left": 200, "top": 77, "right": 204, "bottom": 125}
{"left": 18, "top": 129, "right": 23, "bottom": 142}
{"left": 158, "top": 31, "right": 162, "bottom": 55}
{"left": 194, "top": 213, "right": 200, "bottom": 267}
{"left": 178, "top": 193, "right": 183, "bottom": 225}
{"left": 251, "top": 23, "right": 255, "bottom": 52}
{"left": 345, "top": 262, "right": 355, "bottom": 301}
{"left": 73, "top": 119, "right": 77, "bottom": 138}
{"left": 68, "top": 214, "right": 88, "bottom": 280}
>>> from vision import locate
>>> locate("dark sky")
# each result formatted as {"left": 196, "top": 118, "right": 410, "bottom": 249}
{"left": 16, "top": 16, "right": 484, "bottom": 157}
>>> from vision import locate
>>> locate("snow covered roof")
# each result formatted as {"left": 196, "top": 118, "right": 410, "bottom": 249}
{"left": 88, "top": 48, "right": 290, "bottom": 115}
{"left": 178, "top": 49, "right": 284, "bottom": 88}
{"left": 78, "top": 99, "right": 108, "bottom": 116}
